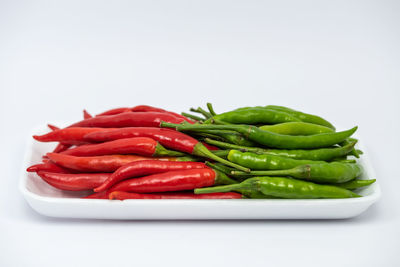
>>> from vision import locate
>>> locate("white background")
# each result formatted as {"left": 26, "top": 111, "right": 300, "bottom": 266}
{"left": 1, "top": 0, "right": 399, "bottom": 266}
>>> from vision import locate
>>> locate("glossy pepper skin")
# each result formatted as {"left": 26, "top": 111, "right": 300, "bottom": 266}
{"left": 227, "top": 150, "right": 324, "bottom": 170}
{"left": 230, "top": 162, "right": 363, "bottom": 184}
{"left": 68, "top": 112, "right": 189, "bottom": 128}
{"left": 94, "top": 160, "right": 207, "bottom": 192}
{"left": 46, "top": 153, "right": 197, "bottom": 172}
{"left": 109, "top": 191, "right": 242, "bottom": 200}
{"left": 205, "top": 138, "right": 356, "bottom": 161}
{"left": 205, "top": 107, "right": 301, "bottom": 125}
{"left": 27, "top": 161, "right": 72, "bottom": 173}
{"left": 37, "top": 171, "right": 110, "bottom": 191}
{"left": 97, "top": 105, "right": 194, "bottom": 124}
{"left": 61, "top": 137, "right": 185, "bottom": 157}
{"left": 266, "top": 105, "right": 335, "bottom": 130}
{"left": 195, "top": 176, "right": 360, "bottom": 199}
{"left": 336, "top": 179, "right": 376, "bottom": 190}
{"left": 161, "top": 122, "right": 357, "bottom": 149}
{"left": 109, "top": 169, "right": 236, "bottom": 193}
{"left": 259, "top": 122, "right": 334, "bottom": 135}
{"left": 34, "top": 127, "right": 107, "bottom": 145}
{"left": 84, "top": 127, "right": 202, "bottom": 154}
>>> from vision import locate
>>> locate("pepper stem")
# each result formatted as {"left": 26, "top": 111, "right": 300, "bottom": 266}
{"left": 190, "top": 107, "right": 212, "bottom": 119}
{"left": 193, "top": 143, "right": 250, "bottom": 172}
{"left": 154, "top": 143, "right": 186, "bottom": 157}
{"left": 204, "top": 138, "right": 265, "bottom": 153}
{"left": 195, "top": 183, "right": 242, "bottom": 194}
{"left": 181, "top": 112, "right": 204, "bottom": 122}
{"left": 206, "top": 103, "right": 217, "bottom": 116}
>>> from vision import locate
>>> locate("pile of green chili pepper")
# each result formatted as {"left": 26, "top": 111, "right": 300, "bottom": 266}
{"left": 27, "top": 104, "right": 375, "bottom": 200}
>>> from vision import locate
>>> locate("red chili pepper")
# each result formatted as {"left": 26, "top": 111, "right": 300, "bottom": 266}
{"left": 94, "top": 160, "right": 207, "bottom": 192}
{"left": 60, "top": 137, "right": 185, "bottom": 157}
{"left": 47, "top": 124, "right": 60, "bottom": 131}
{"left": 85, "top": 126, "right": 247, "bottom": 172}
{"left": 83, "top": 109, "right": 92, "bottom": 119}
{"left": 52, "top": 143, "right": 72, "bottom": 153}
{"left": 109, "top": 191, "right": 242, "bottom": 200}
{"left": 83, "top": 191, "right": 108, "bottom": 199}
{"left": 37, "top": 171, "right": 110, "bottom": 191}
{"left": 108, "top": 168, "right": 235, "bottom": 193}
{"left": 97, "top": 105, "right": 193, "bottom": 124}
{"left": 46, "top": 153, "right": 195, "bottom": 172}
{"left": 33, "top": 127, "right": 107, "bottom": 144}
{"left": 68, "top": 112, "right": 188, "bottom": 128}
{"left": 27, "top": 161, "right": 72, "bottom": 173}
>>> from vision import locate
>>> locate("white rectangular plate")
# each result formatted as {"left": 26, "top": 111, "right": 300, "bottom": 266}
{"left": 20, "top": 124, "right": 380, "bottom": 220}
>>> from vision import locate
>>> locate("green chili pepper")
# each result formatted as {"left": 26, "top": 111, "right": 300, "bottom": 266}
{"left": 205, "top": 138, "right": 356, "bottom": 161}
{"left": 265, "top": 105, "right": 335, "bottom": 130}
{"left": 227, "top": 150, "right": 326, "bottom": 170}
{"left": 195, "top": 176, "right": 360, "bottom": 198}
{"left": 191, "top": 130, "right": 257, "bottom": 147}
{"left": 229, "top": 162, "right": 362, "bottom": 183}
{"left": 335, "top": 179, "right": 376, "bottom": 190}
{"left": 205, "top": 107, "right": 301, "bottom": 125}
{"left": 259, "top": 122, "right": 334, "bottom": 135}
{"left": 161, "top": 122, "right": 357, "bottom": 149}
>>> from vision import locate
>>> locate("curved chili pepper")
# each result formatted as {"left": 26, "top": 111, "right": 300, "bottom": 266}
{"left": 195, "top": 176, "right": 360, "bottom": 199}
{"left": 109, "top": 191, "right": 242, "bottom": 200}
{"left": 69, "top": 112, "right": 189, "bottom": 128}
{"left": 83, "top": 127, "right": 247, "bottom": 171}
{"left": 46, "top": 153, "right": 197, "bottom": 172}
{"left": 47, "top": 124, "right": 60, "bottom": 131}
{"left": 52, "top": 143, "right": 72, "bottom": 153}
{"left": 97, "top": 105, "right": 194, "bottom": 124}
{"left": 230, "top": 162, "right": 363, "bottom": 184}
{"left": 259, "top": 122, "right": 334, "bottom": 135}
{"left": 27, "top": 161, "right": 72, "bottom": 173}
{"left": 94, "top": 160, "right": 207, "bottom": 192}
{"left": 34, "top": 127, "right": 108, "bottom": 145}
{"left": 83, "top": 109, "right": 92, "bottom": 119}
{"left": 266, "top": 105, "right": 335, "bottom": 130}
{"left": 227, "top": 150, "right": 327, "bottom": 170}
{"left": 61, "top": 137, "right": 185, "bottom": 157}
{"left": 161, "top": 122, "right": 357, "bottom": 149}
{"left": 206, "top": 139, "right": 356, "bottom": 161}
{"left": 336, "top": 179, "right": 376, "bottom": 190}
{"left": 37, "top": 171, "right": 110, "bottom": 191}
{"left": 109, "top": 168, "right": 236, "bottom": 193}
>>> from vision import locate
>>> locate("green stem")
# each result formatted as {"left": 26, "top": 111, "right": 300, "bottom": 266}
{"left": 193, "top": 143, "right": 250, "bottom": 172}
{"left": 181, "top": 112, "right": 204, "bottom": 122}
{"left": 207, "top": 103, "right": 217, "bottom": 116}
{"left": 195, "top": 183, "right": 242, "bottom": 194}
{"left": 190, "top": 107, "right": 212, "bottom": 119}
{"left": 154, "top": 144, "right": 186, "bottom": 157}
{"left": 204, "top": 138, "right": 264, "bottom": 153}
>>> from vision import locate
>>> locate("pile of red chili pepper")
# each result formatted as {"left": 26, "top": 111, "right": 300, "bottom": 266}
{"left": 27, "top": 104, "right": 376, "bottom": 200}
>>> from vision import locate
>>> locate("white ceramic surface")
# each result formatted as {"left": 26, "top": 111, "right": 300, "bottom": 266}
{"left": 20, "top": 125, "right": 381, "bottom": 220}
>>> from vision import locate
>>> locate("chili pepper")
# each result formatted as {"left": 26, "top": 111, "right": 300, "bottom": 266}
{"left": 205, "top": 138, "right": 356, "bottom": 161}
{"left": 335, "top": 179, "right": 376, "bottom": 190}
{"left": 34, "top": 127, "right": 107, "bottom": 144}
{"left": 205, "top": 107, "right": 301, "bottom": 124}
{"left": 61, "top": 137, "right": 185, "bottom": 157}
{"left": 83, "top": 127, "right": 249, "bottom": 172}
{"left": 96, "top": 105, "right": 194, "bottom": 124}
{"left": 227, "top": 150, "right": 326, "bottom": 170}
{"left": 83, "top": 191, "right": 108, "bottom": 199}
{"left": 94, "top": 160, "right": 207, "bottom": 192}
{"left": 52, "top": 143, "right": 72, "bottom": 153}
{"left": 266, "top": 105, "right": 335, "bottom": 130}
{"left": 190, "top": 130, "right": 257, "bottom": 147}
{"left": 46, "top": 153, "right": 198, "bottom": 172}
{"left": 230, "top": 162, "right": 362, "bottom": 184}
{"left": 47, "top": 124, "right": 59, "bottom": 131}
{"left": 108, "top": 191, "right": 242, "bottom": 200}
{"left": 109, "top": 168, "right": 236, "bottom": 193}
{"left": 27, "top": 161, "right": 72, "bottom": 173}
{"left": 259, "top": 122, "right": 334, "bottom": 135}
{"left": 69, "top": 111, "right": 190, "bottom": 128}
{"left": 37, "top": 171, "right": 110, "bottom": 191}
{"left": 83, "top": 109, "right": 92, "bottom": 119}
{"left": 161, "top": 122, "right": 357, "bottom": 149}
{"left": 195, "top": 176, "right": 360, "bottom": 199}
